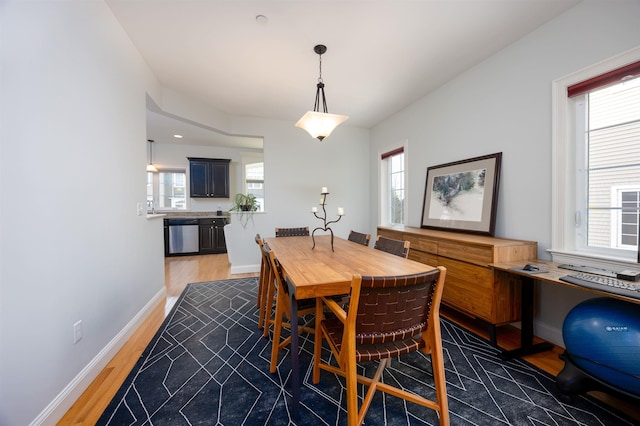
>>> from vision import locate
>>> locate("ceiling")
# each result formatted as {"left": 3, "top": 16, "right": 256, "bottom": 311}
{"left": 146, "top": 106, "right": 264, "bottom": 149}
{"left": 108, "top": 0, "right": 580, "bottom": 145}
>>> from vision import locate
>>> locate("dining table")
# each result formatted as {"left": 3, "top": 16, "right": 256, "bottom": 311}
{"left": 263, "top": 234, "right": 437, "bottom": 418}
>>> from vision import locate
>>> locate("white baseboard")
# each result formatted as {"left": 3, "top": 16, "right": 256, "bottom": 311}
{"left": 534, "top": 319, "right": 565, "bottom": 348}
{"left": 230, "top": 263, "right": 260, "bottom": 275}
{"left": 30, "top": 287, "right": 166, "bottom": 426}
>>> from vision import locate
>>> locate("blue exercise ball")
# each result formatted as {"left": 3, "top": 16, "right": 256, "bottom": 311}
{"left": 563, "top": 297, "right": 640, "bottom": 396}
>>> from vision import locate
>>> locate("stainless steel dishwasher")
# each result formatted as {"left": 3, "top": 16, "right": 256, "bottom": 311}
{"left": 165, "top": 218, "right": 199, "bottom": 255}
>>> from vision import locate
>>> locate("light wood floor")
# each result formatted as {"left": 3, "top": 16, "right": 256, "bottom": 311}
{"left": 58, "top": 254, "right": 256, "bottom": 425}
{"left": 59, "top": 254, "right": 638, "bottom": 425}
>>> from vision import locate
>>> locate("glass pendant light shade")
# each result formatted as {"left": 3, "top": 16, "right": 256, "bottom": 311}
{"left": 296, "top": 45, "right": 348, "bottom": 141}
{"left": 295, "top": 111, "right": 349, "bottom": 141}
{"left": 146, "top": 163, "right": 158, "bottom": 173}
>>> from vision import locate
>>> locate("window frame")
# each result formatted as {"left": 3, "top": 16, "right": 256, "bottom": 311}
{"left": 379, "top": 143, "right": 407, "bottom": 226}
{"left": 241, "top": 154, "right": 264, "bottom": 212}
{"left": 550, "top": 46, "right": 640, "bottom": 268}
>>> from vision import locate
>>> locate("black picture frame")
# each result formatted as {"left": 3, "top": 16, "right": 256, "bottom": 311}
{"left": 420, "top": 152, "right": 502, "bottom": 236}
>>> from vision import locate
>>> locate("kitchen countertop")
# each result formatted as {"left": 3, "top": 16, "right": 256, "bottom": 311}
{"left": 155, "top": 211, "right": 230, "bottom": 219}
{"left": 146, "top": 214, "right": 166, "bottom": 220}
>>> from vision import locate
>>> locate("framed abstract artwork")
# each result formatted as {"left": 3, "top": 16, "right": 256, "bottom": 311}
{"left": 421, "top": 152, "right": 502, "bottom": 236}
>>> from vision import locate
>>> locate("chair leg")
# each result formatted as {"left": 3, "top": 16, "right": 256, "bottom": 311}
{"left": 257, "top": 263, "right": 269, "bottom": 330}
{"left": 313, "top": 298, "right": 324, "bottom": 384}
{"left": 357, "top": 358, "right": 387, "bottom": 424}
{"left": 429, "top": 328, "right": 449, "bottom": 425}
{"left": 262, "top": 278, "right": 276, "bottom": 338}
{"left": 257, "top": 263, "right": 263, "bottom": 326}
{"left": 256, "top": 261, "right": 265, "bottom": 309}
{"left": 270, "top": 289, "right": 287, "bottom": 373}
{"left": 345, "top": 344, "right": 359, "bottom": 426}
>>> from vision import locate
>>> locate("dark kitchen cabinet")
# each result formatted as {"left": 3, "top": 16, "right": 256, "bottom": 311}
{"left": 188, "top": 158, "right": 230, "bottom": 198}
{"left": 199, "top": 218, "right": 228, "bottom": 254}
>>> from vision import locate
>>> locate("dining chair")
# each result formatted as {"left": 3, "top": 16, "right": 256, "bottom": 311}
{"left": 275, "top": 226, "right": 310, "bottom": 237}
{"left": 260, "top": 225, "right": 312, "bottom": 333}
{"left": 263, "top": 243, "right": 315, "bottom": 373}
{"left": 255, "top": 234, "right": 272, "bottom": 331}
{"left": 313, "top": 267, "right": 449, "bottom": 426}
{"left": 261, "top": 226, "right": 310, "bottom": 334}
{"left": 373, "top": 235, "right": 410, "bottom": 258}
{"left": 347, "top": 230, "right": 371, "bottom": 246}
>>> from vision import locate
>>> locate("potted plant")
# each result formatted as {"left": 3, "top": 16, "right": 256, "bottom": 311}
{"left": 229, "top": 193, "right": 258, "bottom": 227}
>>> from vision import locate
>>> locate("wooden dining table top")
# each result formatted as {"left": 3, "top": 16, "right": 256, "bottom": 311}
{"left": 264, "top": 235, "right": 436, "bottom": 300}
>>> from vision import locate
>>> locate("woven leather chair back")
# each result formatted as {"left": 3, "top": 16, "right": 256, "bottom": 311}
{"left": 355, "top": 270, "right": 439, "bottom": 345}
{"left": 275, "top": 226, "right": 310, "bottom": 237}
{"left": 348, "top": 230, "right": 371, "bottom": 246}
{"left": 374, "top": 235, "right": 410, "bottom": 258}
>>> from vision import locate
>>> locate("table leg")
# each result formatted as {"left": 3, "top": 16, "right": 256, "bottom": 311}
{"left": 287, "top": 281, "right": 300, "bottom": 419}
{"left": 500, "top": 274, "right": 554, "bottom": 360}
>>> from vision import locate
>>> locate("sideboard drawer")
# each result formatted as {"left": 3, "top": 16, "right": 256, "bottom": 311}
{"left": 441, "top": 275, "right": 493, "bottom": 321}
{"left": 438, "top": 257, "right": 493, "bottom": 288}
{"left": 438, "top": 241, "right": 493, "bottom": 265}
{"left": 377, "top": 229, "right": 406, "bottom": 243}
{"left": 405, "top": 234, "right": 438, "bottom": 253}
{"left": 408, "top": 249, "right": 438, "bottom": 266}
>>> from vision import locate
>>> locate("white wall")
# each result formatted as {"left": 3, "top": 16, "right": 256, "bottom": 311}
{"left": 0, "top": 2, "right": 370, "bottom": 424}
{"left": 0, "top": 2, "right": 165, "bottom": 425}
{"left": 370, "top": 0, "right": 640, "bottom": 346}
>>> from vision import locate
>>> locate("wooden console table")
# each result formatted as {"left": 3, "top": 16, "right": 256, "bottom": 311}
{"left": 377, "top": 226, "right": 537, "bottom": 344}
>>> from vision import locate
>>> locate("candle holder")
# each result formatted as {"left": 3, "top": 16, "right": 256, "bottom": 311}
{"left": 311, "top": 191, "right": 343, "bottom": 251}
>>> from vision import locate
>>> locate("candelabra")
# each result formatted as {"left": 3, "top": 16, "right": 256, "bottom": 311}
{"left": 311, "top": 187, "right": 344, "bottom": 251}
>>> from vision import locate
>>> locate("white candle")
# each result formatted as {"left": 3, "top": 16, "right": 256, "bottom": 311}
{"left": 321, "top": 187, "right": 328, "bottom": 194}
{"left": 320, "top": 198, "right": 324, "bottom": 205}
{"left": 338, "top": 207, "right": 344, "bottom": 216}
{"left": 312, "top": 207, "right": 318, "bottom": 213}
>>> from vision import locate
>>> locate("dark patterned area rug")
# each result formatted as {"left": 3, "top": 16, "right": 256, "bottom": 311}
{"left": 98, "top": 278, "right": 634, "bottom": 425}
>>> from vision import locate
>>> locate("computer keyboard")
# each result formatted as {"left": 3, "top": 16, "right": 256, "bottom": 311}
{"left": 558, "top": 263, "right": 617, "bottom": 277}
{"left": 560, "top": 273, "right": 640, "bottom": 300}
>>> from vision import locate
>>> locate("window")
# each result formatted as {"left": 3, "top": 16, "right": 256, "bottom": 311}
{"left": 552, "top": 49, "right": 640, "bottom": 265}
{"left": 617, "top": 188, "right": 640, "bottom": 249}
{"left": 575, "top": 78, "right": 640, "bottom": 255}
{"left": 147, "top": 169, "right": 187, "bottom": 211}
{"left": 244, "top": 161, "right": 264, "bottom": 212}
{"left": 380, "top": 147, "right": 405, "bottom": 225}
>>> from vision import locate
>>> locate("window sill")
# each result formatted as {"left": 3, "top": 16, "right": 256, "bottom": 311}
{"left": 547, "top": 249, "right": 639, "bottom": 273}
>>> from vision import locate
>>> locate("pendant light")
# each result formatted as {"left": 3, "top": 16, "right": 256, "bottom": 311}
{"left": 295, "top": 44, "right": 348, "bottom": 141}
{"left": 146, "top": 139, "right": 158, "bottom": 173}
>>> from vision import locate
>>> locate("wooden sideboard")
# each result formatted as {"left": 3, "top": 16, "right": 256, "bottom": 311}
{"left": 377, "top": 226, "right": 537, "bottom": 327}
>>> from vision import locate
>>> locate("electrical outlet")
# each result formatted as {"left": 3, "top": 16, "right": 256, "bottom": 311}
{"left": 136, "top": 203, "right": 144, "bottom": 216}
{"left": 73, "top": 320, "right": 82, "bottom": 344}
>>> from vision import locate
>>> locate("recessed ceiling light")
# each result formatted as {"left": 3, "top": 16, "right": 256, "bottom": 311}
{"left": 256, "top": 14, "right": 268, "bottom": 24}
{"left": 173, "top": 134, "right": 183, "bottom": 139}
